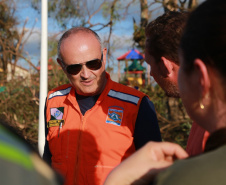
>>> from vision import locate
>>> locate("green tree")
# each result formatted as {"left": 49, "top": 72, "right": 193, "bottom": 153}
{"left": 0, "top": 0, "right": 37, "bottom": 82}
{"left": 0, "top": 0, "right": 39, "bottom": 146}
{"left": 0, "top": 0, "right": 18, "bottom": 81}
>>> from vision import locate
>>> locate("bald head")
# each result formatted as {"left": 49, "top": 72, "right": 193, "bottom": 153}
{"left": 57, "top": 27, "right": 102, "bottom": 61}
{"left": 56, "top": 27, "right": 107, "bottom": 96}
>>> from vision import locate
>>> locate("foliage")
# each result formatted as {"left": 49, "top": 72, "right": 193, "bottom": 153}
{"left": 0, "top": 59, "right": 69, "bottom": 148}
{"left": 31, "top": 0, "right": 121, "bottom": 30}
{"left": 32, "top": 0, "right": 83, "bottom": 29}
{"left": 47, "top": 58, "right": 69, "bottom": 90}
{"left": 0, "top": 76, "right": 39, "bottom": 147}
{"left": 139, "top": 84, "right": 192, "bottom": 149}
{"left": 0, "top": 0, "right": 18, "bottom": 80}
{"left": 102, "top": 1, "right": 121, "bottom": 22}
{"left": 133, "top": 0, "right": 198, "bottom": 49}
{"left": 0, "top": 0, "right": 38, "bottom": 82}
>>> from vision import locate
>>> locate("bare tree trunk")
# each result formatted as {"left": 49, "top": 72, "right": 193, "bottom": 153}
{"left": 106, "top": 0, "right": 118, "bottom": 71}
{"left": 163, "top": 0, "right": 178, "bottom": 12}
{"left": 133, "top": 0, "right": 149, "bottom": 49}
{"left": 140, "top": 0, "right": 148, "bottom": 28}
{"left": 140, "top": 0, "right": 150, "bottom": 85}
{"left": 188, "top": 0, "right": 197, "bottom": 10}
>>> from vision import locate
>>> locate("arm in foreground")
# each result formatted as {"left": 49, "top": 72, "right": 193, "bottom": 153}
{"left": 104, "top": 141, "right": 188, "bottom": 185}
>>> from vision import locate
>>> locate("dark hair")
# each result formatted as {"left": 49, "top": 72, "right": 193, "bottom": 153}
{"left": 180, "top": 0, "right": 226, "bottom": 77}
{"left": 145, "top": 11, "right": 189, "bottom": 64}
{"left": 57, "top": 27, "right": 102, "bottom": 61}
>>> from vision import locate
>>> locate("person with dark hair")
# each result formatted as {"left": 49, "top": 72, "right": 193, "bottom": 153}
{"left": 145, "top": 11, "right": 209, "bottom": 156}
{"left": 104, "top": 0, "right": 226, "bottom": 184}
{"left": 0, "top": 120, "right": 63, "bottom": 185}
{"left": 145, "top": 11, "right": 187, "bottom": 98}
{"left": 43, "top": 27, "right": 161, "bottom": 185}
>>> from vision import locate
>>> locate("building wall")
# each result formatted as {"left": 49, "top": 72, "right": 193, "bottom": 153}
{"left": 6, "top": 64, "right": 31, "bottom": 85}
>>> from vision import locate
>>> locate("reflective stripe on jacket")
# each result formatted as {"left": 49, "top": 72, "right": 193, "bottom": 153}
{"left": 45, "top": 73, "right": 146, "bottom": 185}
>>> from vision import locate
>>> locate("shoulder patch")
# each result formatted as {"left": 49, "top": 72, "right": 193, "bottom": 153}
{"left": 107, "top": 89, "right": 140, "bottom": 105}
{"left": 106, "top": 106, "right": 124, "bottom": 126}
{"left": 48, "top": 87, "right": 71, "bottom": 100}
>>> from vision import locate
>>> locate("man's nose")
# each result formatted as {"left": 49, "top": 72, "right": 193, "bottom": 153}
{"left": 80, "top": 65, "right": 90, "bottom": 78}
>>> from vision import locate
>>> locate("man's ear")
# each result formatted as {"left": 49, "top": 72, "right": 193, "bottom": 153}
{"left": 102, "top": 48, "right": 107, "bottom": 67}
{"left": 160, "top": 56, "right": 173, "bottom": 77}
{"left": 193, "top": 59, "right": 210, "bottom": 97}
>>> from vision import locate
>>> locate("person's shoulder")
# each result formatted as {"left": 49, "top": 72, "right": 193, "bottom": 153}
{"left": 0, "top": 123, "right": 63, "bottom": 185}
{"left": 47, "top": 84, "right": 73, "bottom": 101}
{"left": 154, "top": 145, "right": 226, "bottom": 185}
{"left": 111, "top": 81, "right": 146, "bottom": 97}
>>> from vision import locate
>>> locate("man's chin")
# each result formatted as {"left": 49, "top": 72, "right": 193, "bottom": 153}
{"left": 162, "top": 83, "right": 180, "bottom": 98}
{"left": 165, "top": 91, "right": 180, "bottom": 98}
{"left": 76, "top": 88, "right": 98, "bottom": 96}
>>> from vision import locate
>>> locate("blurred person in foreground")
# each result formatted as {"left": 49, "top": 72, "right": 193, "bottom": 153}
{"left": 145, "top": 11, "right": 209, "bottom": 156}
{"left": 0, "top": 120, "right": 63, "bottom": 185}
{"left": 104, "top": 0, "right": 226, "bottom": 184}
{"left": 43, "top": 27, "right": 161, "bottom": 185}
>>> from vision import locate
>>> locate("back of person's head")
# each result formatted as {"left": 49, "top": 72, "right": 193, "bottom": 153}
{"left": 180, "top": 0, "right": 226, "bottom": 78}
{"left": 145, "top": 11, "right": 189, "bottom": 64}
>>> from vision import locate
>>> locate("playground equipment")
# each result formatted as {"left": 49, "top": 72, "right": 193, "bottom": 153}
{"left": 117, "top": 49, "right": 146, "bottom": 88}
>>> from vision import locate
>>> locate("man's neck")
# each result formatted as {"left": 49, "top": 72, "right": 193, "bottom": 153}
{"left": 76, "top": 93, "right": 100, "bottom": 115}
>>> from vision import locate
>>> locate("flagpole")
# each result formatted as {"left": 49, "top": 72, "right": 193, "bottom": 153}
{"left": 38, "top": 0, "right": 48, "bottom": 157}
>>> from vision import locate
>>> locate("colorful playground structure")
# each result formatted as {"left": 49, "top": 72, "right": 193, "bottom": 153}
{"left": 117, "top": 49, "right": 148, "bottom": 88}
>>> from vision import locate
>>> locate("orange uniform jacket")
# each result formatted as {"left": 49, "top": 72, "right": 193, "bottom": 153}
{"left": 45, "top": 73, "right": 146, "bottom": 185}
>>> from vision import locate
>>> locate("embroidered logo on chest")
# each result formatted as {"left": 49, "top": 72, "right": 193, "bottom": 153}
{"left": 51, "top": 107, "right": 64, "bottom": 120}
{"left": 106, "top": 106, "right": 124, "bottom": 126}
{"left": 48, "top": 107, "right": 65, "bottom": 128}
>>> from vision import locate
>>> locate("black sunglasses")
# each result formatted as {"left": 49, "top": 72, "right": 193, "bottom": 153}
{"left": 63, "top": 54, "right": 103, "bottom": 75}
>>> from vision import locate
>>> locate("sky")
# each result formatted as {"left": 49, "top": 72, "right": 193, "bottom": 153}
{"left": 14, "top": 0, "right": 165, "bottom": 73}
{"left": 14, "top": 0, "right": 205, "bottom": 76}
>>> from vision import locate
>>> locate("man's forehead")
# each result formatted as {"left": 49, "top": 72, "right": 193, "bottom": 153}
{"left": 62, "top": 32, "right": 99, "bottom": 47}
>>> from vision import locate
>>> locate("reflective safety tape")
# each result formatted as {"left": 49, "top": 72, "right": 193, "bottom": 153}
{"left": 48, "top": 87, "right": 71, "bottom": 99}
{"left": 108, "top": 90, "right": 140, "bottom": 105}
{"left": 0, "top": 141, "right": 33, "bottom": 170}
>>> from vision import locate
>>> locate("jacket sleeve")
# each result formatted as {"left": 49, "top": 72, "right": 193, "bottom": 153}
{"left": 134, "top": 96, "right": 162, "bottom": 150}
{"left": 43, "top": 98, "right": 52, "bottom": 165}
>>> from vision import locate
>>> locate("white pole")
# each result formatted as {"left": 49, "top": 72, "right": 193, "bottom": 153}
{"left": 38, "top": 0, "right": 48, "bottom": 157}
